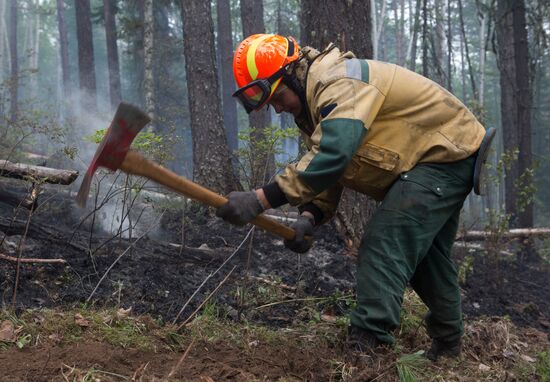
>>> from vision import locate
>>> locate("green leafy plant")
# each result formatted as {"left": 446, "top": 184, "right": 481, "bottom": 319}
{"left": 235, "top": 125, "right": 300, "bottom": 188}
{"left": 85, "top": 128, "right": 175, "bottom": 164}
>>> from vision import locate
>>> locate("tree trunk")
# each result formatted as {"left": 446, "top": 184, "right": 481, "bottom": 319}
{"left": 301, "top": 0, "right": 376, "bottom": 248}
{"left": 496, "top": 0, "right": 533, "bottom": 228}
{"left": 301, "top": 0, "right": 373, "bottom": 57}
{"left": 143, "top": 0, "right": 155, "bottom": 123}
{"left": 0, "top": 0, "right": 5, "bottom": 118}
{"left": 276, "top": 0, "right": 294, "bottom": 132}
{"left": 446, "top": 0, "right": 453, "bottom": 91}
{"left": 398, "top": 0, "right": 405, "bottom": 66}
{"left": 393, "top": 0, "right": 403, "bottom": 65}
{"left": 104, "top": 0, "right": 121, "bottom": 110}
{"left": 477, "top": 1, "right": 487, "bottom": 108}
{"left": 370, "top": 0, "right": 387, "bottom": 59}
{"left": 56, "top": 0, "right": 70, "bottom": 100}
{"left": 240, "top": 0, "right": 273, "bottom": 187}
{"left": 180, "top": 0, "right": 237, "bottom": 194}
{"left": 216, "top": 0, "right": 238, "bottom": 153}
{"left": 421, "top": 0, "right": 429, "bottom": 77}
{"left": 29, "top": 0, "right": 40, "bottom": 101}
{"left": 0, "top": 0, "right": 7, "bottom": 78}
{"left": 130, "top": 0, "right": 145, "bottom": 106}
{"left": 74, "top": 0, "right": 97, "bottom": 113}
{"left": 407, "top": 0, "right": 421, "bottom": 71}
{"left": 432, "top": 0, "right": 446, "bottom": 85}
{"left": 457, "top": 0, "right": 478, "bottom": 100}
{"left": 8, "top": 0, "right": 17, "bottom": 123}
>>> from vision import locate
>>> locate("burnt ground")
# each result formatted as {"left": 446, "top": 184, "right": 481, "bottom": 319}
{"left": 1, "top": 187, "right": 549, "bottom": 381}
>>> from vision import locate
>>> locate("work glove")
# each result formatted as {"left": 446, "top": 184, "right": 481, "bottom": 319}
{"left": 216, "top": 191, "right": 264, "bottom": 226}
{"left": 284, "top": 214, "right": 315, "bottom": 253}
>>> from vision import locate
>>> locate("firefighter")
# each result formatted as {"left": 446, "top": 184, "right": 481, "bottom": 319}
{"left": 217, "top": 33, "right": 492, "bottom": 360}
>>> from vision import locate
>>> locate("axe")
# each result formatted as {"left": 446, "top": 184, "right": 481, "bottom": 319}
{"left": 76, "top": 102, "right": 298, "bottom": 240}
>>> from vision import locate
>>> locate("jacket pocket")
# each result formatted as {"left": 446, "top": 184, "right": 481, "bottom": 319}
{"left": 340, "top": 143, "right": 400, "bottom": 198}
{"left": 355, "top": 143, "right": 400, "bottom": 171}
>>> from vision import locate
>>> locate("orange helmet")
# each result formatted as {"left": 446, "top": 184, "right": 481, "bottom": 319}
{"left": 232, "top": 34, "right": 300, "bottom": 113}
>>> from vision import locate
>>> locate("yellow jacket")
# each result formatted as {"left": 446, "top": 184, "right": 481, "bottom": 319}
{"left": 272, "top": 46, "right": 485, "bottom": 222}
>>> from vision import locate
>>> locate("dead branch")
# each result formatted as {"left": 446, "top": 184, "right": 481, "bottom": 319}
{"left": 0, "top": 159, "right": 78, "bottom": 184}
{"left": 172, "top": 227, "right": 254, "bottom": 324}
{"left": 178, "top": 266, "right": 237, "bottom": 329}
{"left": 86, "top": 210, "right": 166, "bottom": 303}
{"left": 0, "top": 253, "right": 66, "bottom": 264}
{"left": 456, "top": 228, "right": 550, "bottom": 241}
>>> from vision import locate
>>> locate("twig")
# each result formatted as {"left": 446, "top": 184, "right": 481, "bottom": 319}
{"left": 166, "top": 338, "right": 196, "bottom": 379}
{"left": 132, "top": 362, "right": 149, "bottom": 381}
{"left": 12, "top": 197, "right": 35, "bottom": 306}
{"left": 0, "top": 253, "right": 66, "bottom": 264}
{"left": 172, "top": 227, "right": 254, "bottom": 324}
{"left": 86, "top": 210, "right": 166, "bottom": 302}
{"left": 178, "top": 266, "right": 237, "bottom": 329}
{"left": 248, "top": 275, "right": 296, "bottom": 291}
{"left": 254, "top": 294, "right": 354, "bottom": 310}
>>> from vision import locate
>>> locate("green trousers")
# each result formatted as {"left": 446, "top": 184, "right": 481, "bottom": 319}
{"left": 349, "top": 155, "right": 476, "bottom": 344}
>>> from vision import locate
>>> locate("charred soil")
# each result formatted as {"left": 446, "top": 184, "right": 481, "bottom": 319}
{"left": 1, "top": 192, "right": 549, "bottom": 381}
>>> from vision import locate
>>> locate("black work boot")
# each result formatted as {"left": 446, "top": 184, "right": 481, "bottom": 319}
{"left": 425, "top": 338, "right": 462, "bottom": 361}
{"left": 345, "top": 325, "right": 384, "bottom": 353}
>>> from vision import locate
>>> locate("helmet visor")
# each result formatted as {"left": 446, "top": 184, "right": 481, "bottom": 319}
{"left": 233, "top": 79, "right": 272, "bottom": 114}
{"left": 233, "top": 65, "right": 289, "bottom": 113}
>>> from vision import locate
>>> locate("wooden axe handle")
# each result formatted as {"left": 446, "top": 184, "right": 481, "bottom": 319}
{"left": 120, "top": 150, "right": 296, "bottom": 240}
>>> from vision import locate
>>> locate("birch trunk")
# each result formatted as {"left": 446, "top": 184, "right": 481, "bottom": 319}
{"left": 9, "top": 0, "right": 17, "bottom": 123}
{"left": 143, "top": 0, "right": 155, "bottom": 124}
{"left": 373, "top": 0, "right": 387, "bottom": 60}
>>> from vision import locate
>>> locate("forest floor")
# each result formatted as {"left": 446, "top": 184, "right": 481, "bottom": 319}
{"left": 0, "top": 188, "right": 549, "bottom": 381}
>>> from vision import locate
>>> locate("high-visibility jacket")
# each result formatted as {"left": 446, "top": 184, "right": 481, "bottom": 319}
{"left": 273, "top": 45, "right": 485, "bottom": 222}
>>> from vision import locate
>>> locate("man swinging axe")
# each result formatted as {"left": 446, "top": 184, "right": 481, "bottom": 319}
{"left": 216, "top": 34, "right": 496, "bottom": 360}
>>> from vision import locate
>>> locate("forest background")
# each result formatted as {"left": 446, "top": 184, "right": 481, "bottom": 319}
{"left": 0, "top": 0, "right": 548, "bottom": 232}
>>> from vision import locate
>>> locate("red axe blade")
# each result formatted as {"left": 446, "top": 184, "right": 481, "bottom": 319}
{"left": 75, "top": 102, "right": 151, "bottom": 207}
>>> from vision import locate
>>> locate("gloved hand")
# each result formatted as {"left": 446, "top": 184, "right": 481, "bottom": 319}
{"left": 216, "top": 191, "right": 265, "bottom": 226}
{"left": 284, "top": 214, "right": 315, "bottom": 253}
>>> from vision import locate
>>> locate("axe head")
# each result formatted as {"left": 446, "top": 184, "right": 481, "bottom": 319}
{"left": 75, "top": 102, "right": 151, "bottom": 207}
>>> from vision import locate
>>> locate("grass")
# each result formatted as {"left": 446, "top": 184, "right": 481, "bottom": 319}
{"left": 1, "top": 290, "right": 548, "bottom": 381}
{"left": 538, "top": 350, "right": 550, "bottom": 382}
{"left": 396, "top": 351, "right": 430, "bottom": 382}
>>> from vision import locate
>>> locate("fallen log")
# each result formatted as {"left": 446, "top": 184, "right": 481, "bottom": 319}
{"left": 456, "top": 228, "right": 550, "bottom": 241}
{"left": 0, "top": 160, "right": 78, "bottom": 185}
{"left": 0, "top": 253, "right": 67, "bottom": 264}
